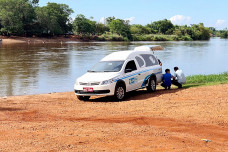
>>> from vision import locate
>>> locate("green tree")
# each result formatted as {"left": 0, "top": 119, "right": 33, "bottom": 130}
{"left": 220, "top": 30, "right": 228, "bottom": 38}
{"left": 0, "top": 0, "right": 36, "bottom": 36}
{"left": 106, "top": 16, "right": 115, "bottom": 25}
{"left": 173, "top": 23, "right": 211, "bottom": 40}
{"left": 190, "top": 23, "right": 210, "bottom": 40}
{"left": 22, "top": 1, "right": 37, "bottom": 36}
{"left": 95, "top": 23, "right": 107, "bottom": 35}
{"left": 130, "top": 24, "right": 150, "bottom": 34}
{"left": 35, "top": 2, "right": 73, "bottom": 35}
{"left": 72, "top": 14, "right": 95, "bottom": 35}
{"left": 147, "top": 19, "right": 174, "bottom": 34}
{"left": 109, "top": 19, "right": 132, "bottom": 40}
{"left": 31, "top": 0, "right": 39, "bottom": 4}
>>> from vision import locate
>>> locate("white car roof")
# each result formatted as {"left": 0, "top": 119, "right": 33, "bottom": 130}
{"left": 101, "top": 50, "right": 152, "bottom": 61}
{"left": 101, "top": 45, "right": 163, "bottom": 61}
{"left": 134, "top": 45, "right": 163, "bottom": 51}
{"left": 101, "top": 51, "right": 133, "bottom": 61}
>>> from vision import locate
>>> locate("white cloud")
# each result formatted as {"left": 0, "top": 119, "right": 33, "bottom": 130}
{"left": 99, "top": 17, "right": 105, "bottom": 23}
{"left": 124, "top": 17, "right": 135, "bottom": 24}
{"left": 169, "top": 15, "right": 191, "bottom": 25}
{"left": 216, "top": 19, "right": 226, "bottom": 27}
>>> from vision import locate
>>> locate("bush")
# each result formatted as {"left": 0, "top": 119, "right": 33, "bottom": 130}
{"left": 179, "top": 35, "right": 193, "bottom": 41}
{"left": 96, "top": 35, "right": 105, "bottom": 41}
{"left": 220, "top": 31, "right": 228, "bottom": 38}
{"left": 95, "top": 33, "right": 124, "bottom": 41}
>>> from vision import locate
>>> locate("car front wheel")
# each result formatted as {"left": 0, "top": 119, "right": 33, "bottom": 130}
{"left": 114, "top": 84, "right": 126, "bottom": 101}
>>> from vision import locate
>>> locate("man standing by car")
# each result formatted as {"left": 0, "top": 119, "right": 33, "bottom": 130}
{"left": 172, "top": 67, "right": 186, "bottom": 88}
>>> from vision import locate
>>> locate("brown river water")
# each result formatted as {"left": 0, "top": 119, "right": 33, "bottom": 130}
{"left": 0, "top": 38, "right": 228, "bottom": 96}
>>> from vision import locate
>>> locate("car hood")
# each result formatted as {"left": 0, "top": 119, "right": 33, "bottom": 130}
{"left": 77, "top": 72, "right": 120, "bottom": 83}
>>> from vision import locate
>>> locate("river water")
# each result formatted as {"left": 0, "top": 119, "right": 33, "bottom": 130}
{"left": 0, "top": 38, "right": 228, "bottom": 96}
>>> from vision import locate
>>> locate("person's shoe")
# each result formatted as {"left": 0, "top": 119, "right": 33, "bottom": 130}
{"left": 178, "top": 85, "right": 182, "bottom": 89}
{"left": 168, "top": 86, "right": 171, "bottom": 90}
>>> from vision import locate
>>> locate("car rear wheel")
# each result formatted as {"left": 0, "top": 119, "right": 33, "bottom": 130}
{"left": 147, "top": 77, "right": 156, "bottom": 92}
{"left": 77, "top": 96, "right": 90, "bottom": 101}
{"left": 114, "top": 84, "right": 126, "bottom": 101}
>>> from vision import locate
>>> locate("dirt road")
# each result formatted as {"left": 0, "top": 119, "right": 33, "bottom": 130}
{"left": 0, "top": 84, "right": 227, "bottom": 151}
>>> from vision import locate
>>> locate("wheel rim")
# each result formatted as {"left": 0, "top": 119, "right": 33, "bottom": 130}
{"left": 151, "top": 79, "right": 156, "bottom": 90}
{"left": 116, "top": 86, "right": 124, "bottom": 99}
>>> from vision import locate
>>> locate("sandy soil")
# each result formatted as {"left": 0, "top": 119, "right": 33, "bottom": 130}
{"left": 0, "top": 36, "right": 80, "bottom": 44}
{"left": 0, "top": 84, "right": 227, "bottom": 152}
{"left": 0, "top": 38, "right": 25, "bottom": 44}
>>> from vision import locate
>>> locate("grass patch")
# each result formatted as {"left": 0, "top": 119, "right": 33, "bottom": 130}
{"left": 95, "top": 33, "right": 124, "bottom": 41}
{"left": 132, "top": 34, "right": 177, "bottom": 41}
{"left": 184, "top": 72, "right": 228, "bottom": 88}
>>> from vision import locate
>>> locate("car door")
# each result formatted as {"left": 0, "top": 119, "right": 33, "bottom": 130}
{"left": 123, "top": 60, "right": 139, "bottom": 92}
{"left": 135, "top": 56, "right": 147, "bottom": 88}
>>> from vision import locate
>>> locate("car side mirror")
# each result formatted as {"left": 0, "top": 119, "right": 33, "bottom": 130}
{"left": 125, "top": 68, "right": 133, "bottom": 73}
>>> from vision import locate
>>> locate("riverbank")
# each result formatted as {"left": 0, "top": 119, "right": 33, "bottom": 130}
{"left": 0, "top": 35, "right": 167, "bottom": 44}
{"left": 0, "top": 84, "right": 227, "bottom": 151}
{"left": 0, "top": 34, "right": 213, "bottom": 44}
{"left": 0, "top": 36, "right": 83, "bottom": 44}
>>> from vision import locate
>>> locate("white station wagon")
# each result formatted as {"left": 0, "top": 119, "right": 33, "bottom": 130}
{"left": 74, "top": 45, "right": 163, "bottom": 101}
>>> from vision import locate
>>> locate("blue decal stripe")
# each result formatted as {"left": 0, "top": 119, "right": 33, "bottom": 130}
{"left": 141, "top": 71, "right": 162, "bottom": 87}
{"left": 114, "top": 67, "right": 162, "bottom": 82}
{"left": 141, "top": 75, "right": 151, "bottom": 87}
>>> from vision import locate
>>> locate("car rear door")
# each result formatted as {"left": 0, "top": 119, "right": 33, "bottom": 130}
{"left": 140, "top": 54, "right": 162, "bottom": 83}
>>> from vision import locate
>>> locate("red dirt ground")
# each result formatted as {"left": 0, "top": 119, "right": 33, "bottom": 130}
{"left": 0, "top": 84, "right": 227, "bottom": 151}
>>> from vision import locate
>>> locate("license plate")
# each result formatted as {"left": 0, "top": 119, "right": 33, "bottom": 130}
{"left": 83, "top": 87, "right": 93, "bottom": 92}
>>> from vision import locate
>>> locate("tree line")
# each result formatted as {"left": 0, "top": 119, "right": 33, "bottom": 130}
{"left": 0, "top": 0, "right": 73, "bottom": 36}
{"left": 0, "top": 0, "right": 227, "bottom": 41}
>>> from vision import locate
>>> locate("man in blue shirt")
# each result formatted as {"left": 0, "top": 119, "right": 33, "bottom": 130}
{"left": 161, "top": 69, "right": 172, "bottom": 90}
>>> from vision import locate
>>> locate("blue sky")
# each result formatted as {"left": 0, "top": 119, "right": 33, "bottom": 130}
{"left": 39, "top": 0, "right": 228, "bottom": 29}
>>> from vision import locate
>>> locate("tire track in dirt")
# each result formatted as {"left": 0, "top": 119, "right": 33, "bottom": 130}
{"left": 2, "top": 110, "right": 228, "bottom": 143}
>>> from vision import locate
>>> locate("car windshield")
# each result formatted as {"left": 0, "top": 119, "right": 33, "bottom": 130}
{"left": 88, "top": 61, "right": 124, "bottom": 72}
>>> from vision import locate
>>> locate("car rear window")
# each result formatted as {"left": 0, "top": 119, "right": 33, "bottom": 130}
{"left": 135, "top": 56, "right": 145, "bottom": 67}
{"left": 140, "top": 54, "right": 158, "bottom": 67}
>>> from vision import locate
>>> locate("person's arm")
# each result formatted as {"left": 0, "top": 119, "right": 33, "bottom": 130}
{"left": 172, "top": 73, "right": 177, "bottom": 80}
{"left": 158, "top": 59, "right": 162, "bottom": 66}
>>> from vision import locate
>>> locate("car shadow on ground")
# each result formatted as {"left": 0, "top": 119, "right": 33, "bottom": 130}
{"left": 89, "top": 88, "right": 183, "bottom": 102}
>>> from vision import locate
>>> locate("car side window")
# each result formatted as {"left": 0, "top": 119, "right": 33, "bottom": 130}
{"left": 140, "top": 54, "right": 159, "bottom": 67}
{"left": 135, "top": 56, "right": 145, "bottom": 68}
{"left": 125, "top": 60, "right": 137, "bottom": 73}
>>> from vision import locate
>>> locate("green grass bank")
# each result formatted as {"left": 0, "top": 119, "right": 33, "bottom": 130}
{"left": 184, "top": 72, "right": 228, "bottom": 88}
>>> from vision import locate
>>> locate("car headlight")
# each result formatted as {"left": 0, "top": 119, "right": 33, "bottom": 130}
{"left": 101, "top": 78, "right": 115, "bottom": 85}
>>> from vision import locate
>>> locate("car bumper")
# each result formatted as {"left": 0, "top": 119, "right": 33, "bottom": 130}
{"left": 74, "top": 83, "right": 116, "bottom": 96}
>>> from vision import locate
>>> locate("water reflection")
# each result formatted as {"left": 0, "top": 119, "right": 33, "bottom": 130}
{"left": 0, "top": 38, "right": 228, "bottom": 96}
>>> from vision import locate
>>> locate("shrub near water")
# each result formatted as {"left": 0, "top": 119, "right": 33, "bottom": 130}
{"left": 96, "top": 33, "right": 124, "bottom": 41}
{"left": 185, "top": 72, "right": 228, "bottom": 87}
{"left": 132, "top": 34, "right": 177, "bottom": 41}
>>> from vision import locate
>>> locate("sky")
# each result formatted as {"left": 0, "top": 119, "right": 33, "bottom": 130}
{"left": 39, "top": 0, "right": 228, "bottom": 29}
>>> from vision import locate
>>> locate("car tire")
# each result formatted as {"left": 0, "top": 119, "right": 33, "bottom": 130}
{"left": 114, "top": 83, "right": 126, "bottom": 101}
{"left": 77, "top": 96, "right": 90, "bottom": 101}
{"left": 147, "top": 76, "right": 156, "bottom": 92}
